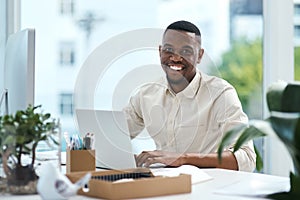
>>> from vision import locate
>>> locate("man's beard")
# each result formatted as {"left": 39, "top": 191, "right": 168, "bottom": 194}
{"left": 166, "top": 73, "right": 189, "bottom": 85}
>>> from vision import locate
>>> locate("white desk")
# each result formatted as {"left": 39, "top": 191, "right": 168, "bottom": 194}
{"left": 0, "top": 168, "right": 289, "bottom": 200}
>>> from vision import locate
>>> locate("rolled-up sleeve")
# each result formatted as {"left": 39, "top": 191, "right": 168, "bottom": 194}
{"left": 220, "top": 86, "right": 256, "bottom": 172}
{"left": 228, "top": 141, "right": 256, "bottom": 172}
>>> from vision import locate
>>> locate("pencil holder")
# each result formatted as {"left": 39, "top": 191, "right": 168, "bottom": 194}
{"left": 66, "top": 149, "right": 96, "bottom": 173}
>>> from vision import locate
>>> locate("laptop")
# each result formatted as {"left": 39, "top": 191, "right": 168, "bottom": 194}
{"left": 75, "top": 109, "right": 137, "bottom": 169}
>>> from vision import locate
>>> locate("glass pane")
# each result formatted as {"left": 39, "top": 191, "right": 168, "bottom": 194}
{"left": 21, "top": 0, "right": 263, "bottom": 164}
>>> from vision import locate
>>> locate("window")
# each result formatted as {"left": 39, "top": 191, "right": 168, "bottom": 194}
{"left": 59, "top": 0, "right": 74, "bottom": 16}
{"left": 295, "top": 25, "right": 300, "bottom": 38}
{"left": 295, "top": 4, "right": 300, "bottom": 15}
{"left": 59, "top": 42, "right": 75, "bottom": 66}
{"left": 21, "top": 0, "right": 265, "bottom": 171}
{"left": 59, "top": 93, "right": 73, "bottom": 115}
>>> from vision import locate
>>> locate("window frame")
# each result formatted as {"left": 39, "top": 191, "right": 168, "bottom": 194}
{"left": 263, "top": 0, "right": 294, "bottom": 176}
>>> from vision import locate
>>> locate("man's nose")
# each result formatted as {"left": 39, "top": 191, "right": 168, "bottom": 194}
{"left": 170, "top": 53, "right": 183, "bottom": 61}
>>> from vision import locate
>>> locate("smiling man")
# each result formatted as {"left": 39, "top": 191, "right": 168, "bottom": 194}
{"left": 123, "top": 20, "right": 256, "bottom": 172}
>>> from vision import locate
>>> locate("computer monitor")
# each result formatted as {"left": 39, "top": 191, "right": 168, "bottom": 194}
{"left": 4, "top": 28, "right": 35, "bottom": 114}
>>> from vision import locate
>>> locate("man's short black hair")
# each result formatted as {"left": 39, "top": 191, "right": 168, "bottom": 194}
{"left": 166, "top": 20, "right": 201, "bottom": 36}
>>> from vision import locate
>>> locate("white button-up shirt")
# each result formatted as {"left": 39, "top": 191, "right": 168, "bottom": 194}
{"left": 124, "top": 70, "right": 256, "bottom": 172}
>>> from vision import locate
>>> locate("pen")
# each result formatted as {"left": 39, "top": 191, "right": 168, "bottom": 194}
{"left": 70, "top": 135, "right": 75, "bottom": 150}
{"left": 83, "top": 132, "right": 94, "bottom": 150}
{"left": 64, "top": 131, "right": 71, "bottom": 150}
{"left": 73, "top": 134, "right": 82, "bottom": 150}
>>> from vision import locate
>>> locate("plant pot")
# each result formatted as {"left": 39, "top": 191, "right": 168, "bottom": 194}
{"left": 4, "top": 163, "right": 39, "bottom": 194}
{"left": 6, "top": 179, "right": 38, "bottom": 194}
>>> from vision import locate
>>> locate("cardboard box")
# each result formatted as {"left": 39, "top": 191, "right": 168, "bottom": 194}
{"left": 66, "top": 168, "right": 191, "bottom": 199}
{"left": 66, "top": 149, "right": 95, "bottom": 173}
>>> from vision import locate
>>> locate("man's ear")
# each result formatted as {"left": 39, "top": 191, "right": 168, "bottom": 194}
{"left": 159, "top": 45, "right": 162, "bottom": 57}
{"left": 197, "top": 48, "right": 204, "bottom": 64}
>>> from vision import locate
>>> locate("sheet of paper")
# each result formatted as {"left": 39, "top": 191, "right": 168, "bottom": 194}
{"left": 214, "top": 175, "right": 290, "bottom": 197}
{"left": 150, "top": 165, "right": 213, "bottom": 184}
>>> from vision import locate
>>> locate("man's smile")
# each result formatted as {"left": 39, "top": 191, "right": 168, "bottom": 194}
{"left": 169, "top": 65, "right": 184, "bottom": 71}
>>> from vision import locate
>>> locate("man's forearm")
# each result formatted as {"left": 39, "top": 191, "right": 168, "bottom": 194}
{"left": 181, "top": 151, "right": 238, "bottom": 170}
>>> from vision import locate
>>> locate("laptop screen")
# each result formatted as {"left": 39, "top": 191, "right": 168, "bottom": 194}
{"left": 75, "top": 109, "right": 137, "bottom": 169}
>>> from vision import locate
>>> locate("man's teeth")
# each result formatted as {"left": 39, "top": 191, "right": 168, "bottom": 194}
{"left": 170, "top": 65, "right": 182, "bottom": 71}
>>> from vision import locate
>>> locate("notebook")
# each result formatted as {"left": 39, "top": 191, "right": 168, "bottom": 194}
{"left": 75, "top": 109, "right": 137, "bottom": 170}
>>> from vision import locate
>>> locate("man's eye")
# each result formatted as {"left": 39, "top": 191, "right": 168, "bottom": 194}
{"left": 180, "top": 49, "right": 193, "bottom": 56}
{"left": 163, "top": 47, "right": 174, "bottom": 53}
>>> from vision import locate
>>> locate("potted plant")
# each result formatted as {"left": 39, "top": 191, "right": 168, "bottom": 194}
{"left": 0, "top": 104, "right": 59, "bottom": 194}
{"left": 218, "top": 81, "right": 300, "bottom": 199}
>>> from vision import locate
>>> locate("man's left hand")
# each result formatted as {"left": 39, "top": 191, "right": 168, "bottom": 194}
{"left": 135, "top": 150, "right": 185, "bottom": 167}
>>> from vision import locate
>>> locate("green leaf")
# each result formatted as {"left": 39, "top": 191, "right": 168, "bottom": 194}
{"left": 290, "top": 172, "right": 300, "bottom": 194}
{"left": 39, "top": 135, "right": 47, "bottom": 141}
{"left": 254, "top": 145, "right": 263, "bottom": 172}
{"left": 233, "top": 121, "right": 268, "bottom": 151}
{"left": 269, "top": 112, "right": 300, "bottom": 174}
{"left": 43, "top": 113, "right": 51, "bottom": 121}
{"left": 3, "top": 124, "right": 16, "bottom": 135}
{"left": 2, "top": 135, "right": 16, "bottom": 146}
{"left": 48, "top": 135, "right": 59, "bottom": 145}
{"left": 0, "top": 104, "right": 59, "bottom": 167}
{"left": 218, "top": 120, "right": 272, "bottom": 168}
{"left": 269, "top": 112, "right": 300, "bottom": 144}
{"left": 282, "top": 83, "right": 300, "bottom": 112}
{"left": 266, "top": 81, "right": 287, "bottom": 112}
{"left": 267, "top": 82, "right": 300, "bottom": 113}
{"left": 217, "top": 123, "right": 248, "bottom": 162}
